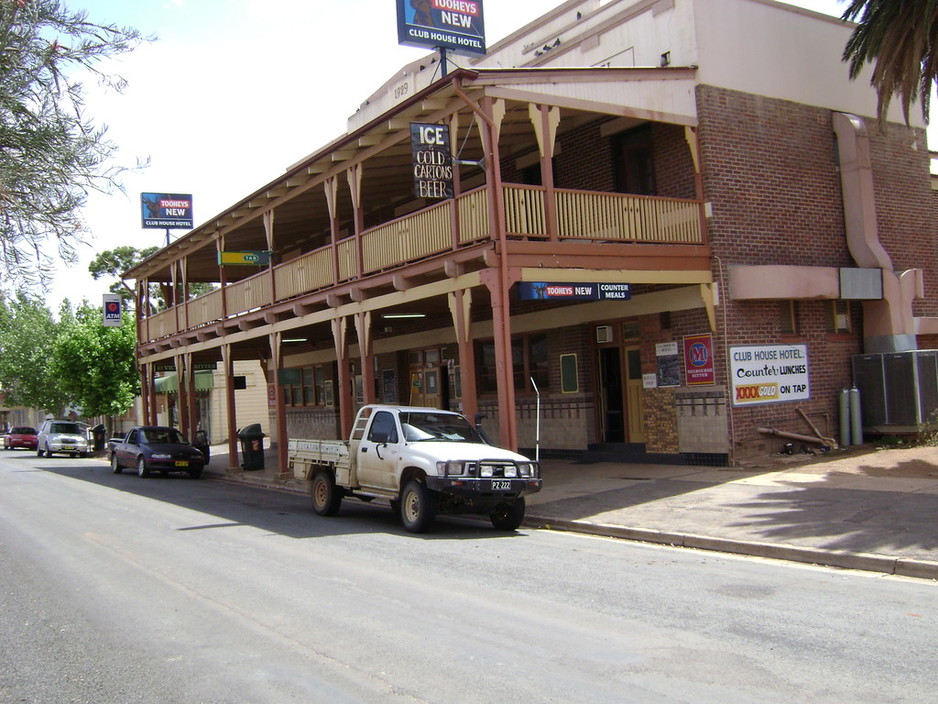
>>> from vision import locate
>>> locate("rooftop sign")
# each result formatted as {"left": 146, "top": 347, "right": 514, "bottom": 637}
{"left": 141, "top": 193, "right": 193, "bottom": 229}
{"left": 397, "top": 0, "right": 486, "bottom": 57}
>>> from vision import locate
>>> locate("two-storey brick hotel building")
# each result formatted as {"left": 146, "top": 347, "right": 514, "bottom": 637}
{"left": 126, "top": 0, "right": 938, "bottom": 473}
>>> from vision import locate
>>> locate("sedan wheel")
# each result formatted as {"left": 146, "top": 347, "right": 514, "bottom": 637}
{"left": 111, "top": 453, "right": 122, "bottom": 474}
{"left": 137, "top": 456, "right": 150, "bottom": 478}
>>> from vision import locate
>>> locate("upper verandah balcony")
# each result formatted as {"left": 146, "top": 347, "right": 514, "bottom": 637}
{"left": 127, "top": 67, "right": 710, "bottom": 347}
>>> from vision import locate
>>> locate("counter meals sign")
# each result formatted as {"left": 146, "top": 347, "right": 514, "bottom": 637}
{"left": 517, "top": 282, "right": 632, "bottom": 301}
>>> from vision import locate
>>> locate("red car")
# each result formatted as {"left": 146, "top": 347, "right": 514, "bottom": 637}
{"left": 3, "top": 426, "right": 38, "bottom": 451}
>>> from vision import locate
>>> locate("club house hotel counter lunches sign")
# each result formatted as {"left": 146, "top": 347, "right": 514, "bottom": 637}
{"left": 729, "top": 344, "right": 810, "bottom": 406}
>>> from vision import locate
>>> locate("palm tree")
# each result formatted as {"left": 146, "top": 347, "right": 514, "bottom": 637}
{"left": 841, "top": 0, "right": 938, "bottom": 125}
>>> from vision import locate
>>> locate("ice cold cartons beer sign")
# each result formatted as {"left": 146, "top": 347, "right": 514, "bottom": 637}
{"left": 729, "top": 344, "right": 810, "bottom": 406}
{"left": 141, "top": 193, "right": 193, "bottom": 229}
{"left": 397, "top": 0, "right": 486, "bottom": 57}
{"left": 411, "top": 123, "right": 454, "bottom": 199}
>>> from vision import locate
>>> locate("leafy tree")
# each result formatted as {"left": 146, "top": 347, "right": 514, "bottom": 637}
{"left": 89, "top": 245, "right": 217, "bottom": 311}
{"left": 841, "top": 0, "right": 938, "bottom": 124}
{"left": 88, "top": 245, "right": 158, "bottom": 305}
{"left": 0, "top": 291, "right": 70, "bottom": 414}
{"left": 50, "top": 301, "right": 138, "bottom": 418}
{"left": 0, "top": 0, "right": 147, "bottom": 291}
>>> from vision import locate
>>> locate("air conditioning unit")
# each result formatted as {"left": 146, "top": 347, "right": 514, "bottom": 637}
{"left": 853, "top": 350, "right": 938, "bottom": 432}
{"left": 596, "top": 325, "right": 612, "bottom": 344}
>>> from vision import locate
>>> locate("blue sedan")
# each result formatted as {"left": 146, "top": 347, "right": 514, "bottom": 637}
{"left": 110, "top": 426, "right": 206, "bottom": 479}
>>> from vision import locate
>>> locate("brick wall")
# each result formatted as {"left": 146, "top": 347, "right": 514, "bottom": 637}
{"left": 867, "top": 122, "right": 938, "bottom": 314}
{"left": 696, "top": 85, "right": 934, "bottom": 460}
{"left": 501, "top": 116, "right": 696, "bottom": 199}
{"left": 479, "top": 324, "right": 596, "bottom": 452}
{"left": 638, "top": 307, "right": 716, "bottom": 453}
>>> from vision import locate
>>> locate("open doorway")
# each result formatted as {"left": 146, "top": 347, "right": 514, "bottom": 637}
{"left": 596, "top": 324, "right": 645, "bottom": 444}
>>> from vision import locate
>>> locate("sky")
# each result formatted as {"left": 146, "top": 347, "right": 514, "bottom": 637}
{"left": 42, "top": 0, "right": 882, "bottom": 310}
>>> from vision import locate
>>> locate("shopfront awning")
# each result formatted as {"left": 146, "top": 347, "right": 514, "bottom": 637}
{"left": 153, "top": 370, "right": 215, "bottom": 394}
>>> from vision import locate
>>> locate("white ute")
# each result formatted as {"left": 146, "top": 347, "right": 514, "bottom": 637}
{"left": 288, "top": 405, "right": 542, "bottom": 533}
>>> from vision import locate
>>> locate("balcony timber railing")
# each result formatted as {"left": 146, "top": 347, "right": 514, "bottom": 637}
{"left": 144, "top": 185, "right": 703, "bottom": 343}
{"left": 502, "top": 185, "right": 702, "bottom": 242}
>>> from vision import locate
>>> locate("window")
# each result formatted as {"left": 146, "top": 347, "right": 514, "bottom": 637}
{"left": 367, "top": 411, "right": 399, "bottom": 444}
{"left": 285, "top": 363, "right": 333, "bottom": 406}
{"left": 302, "top": 368, "right": 314, "bottom": 405}
{"left": 520, "top": 160, "right": 557, "bottom": 187}
{"left": 560, "top": 354, "right": 579, "bottom": 393}
{"left": 780, "top": 301, "right": 798, "bottom": 335}
{"left": 831, "top": 300, "right": 852, "bottom": 333}
{"left": 613, "top": 125, "right": 655, "bottom": 195}
{"left": 479, "top": 334, "right": 549, "bottom": 394}
{"left": 479, "top": 341, "right": 498, "bottom": 394}
{"left": 528, "top": 334, "right": 549, "bottom": 390}
{"left": 520, "top": 162, "right": 542, "bottom": 185}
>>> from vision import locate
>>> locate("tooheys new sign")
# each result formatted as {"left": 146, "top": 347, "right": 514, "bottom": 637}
{"left": 397, "top": 0, "right": 486, "bottom": 57}
{"left": 141, "top": 193, "right": 193, "bottom": 229}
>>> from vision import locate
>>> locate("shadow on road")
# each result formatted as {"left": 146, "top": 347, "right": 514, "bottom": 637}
{"left": 17, "top": 453, "right": 517, "bottom": 543}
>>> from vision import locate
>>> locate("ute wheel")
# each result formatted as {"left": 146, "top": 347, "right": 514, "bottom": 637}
{"left": 111, "top": 454, "right": 122, "bottom": 474}
{"left": 490, "top": 498, "right": 526, "bottom": 531}
{"left": 310, "top": 470, "right": 342, "bottom": 516}
{"left": 188, "top": 468, "right": 203, "bottom": 479}
{"left": 137, "top": 456, "right": 150, "bottom": 478}
{"left": 400, "top": 479, "right": 437, "bottom": 533}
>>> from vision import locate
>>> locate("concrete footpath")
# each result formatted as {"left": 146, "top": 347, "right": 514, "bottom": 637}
{"left": 204, "top": 441, "right": 938, "bottom": 581}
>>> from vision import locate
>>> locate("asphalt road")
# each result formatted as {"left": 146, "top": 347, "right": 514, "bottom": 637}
{"left": 1, "top": 450, "right": 935, "bottom": 703}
